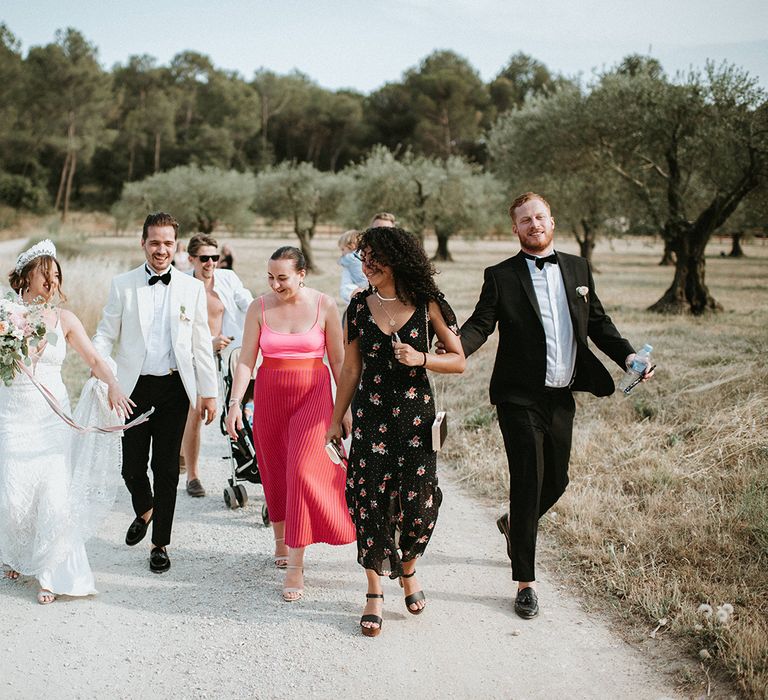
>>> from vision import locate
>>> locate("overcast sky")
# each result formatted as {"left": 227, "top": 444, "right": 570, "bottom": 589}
{"left": 3, "top": 0, "right": 767, "bottom": 90}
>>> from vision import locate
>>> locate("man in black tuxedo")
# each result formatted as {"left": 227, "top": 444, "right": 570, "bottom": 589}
{"left": 460, "top": 192, "right": 651, "bottom": 619}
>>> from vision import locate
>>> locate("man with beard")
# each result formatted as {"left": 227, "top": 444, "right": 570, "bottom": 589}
{"left": 458, "top": 192, "right": 652, "bottom": 618}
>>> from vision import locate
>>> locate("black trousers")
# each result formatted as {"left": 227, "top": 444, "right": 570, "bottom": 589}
{"left": 122, "top": 373, "right": 189, "bottom": 548}
{"left": 496, "top": 388, "right": 576, "bottom": 582}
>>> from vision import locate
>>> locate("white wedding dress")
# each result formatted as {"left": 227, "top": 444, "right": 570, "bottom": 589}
{"left": 0, "top": 318, "right": 121, "bottom": 596}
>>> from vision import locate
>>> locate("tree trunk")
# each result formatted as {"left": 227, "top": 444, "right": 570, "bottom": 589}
{"left": 62, "top": 149, "right": 77, "bottom": 222}
{"left": 658, "top": 238, "right": 675, "bottom": 266}
{"left": 154, "top": 132, "right": 161, "bottom": 173}
{"left": 648, "top": 227, "right": 721, "bottom": 314}
{"left": 728, "top": 232, "right": 745, "bottom": 258}
{"left": 294, "top": 227, "right": 315, "bottom": 271}
{"left": 128, "top": 142, "right": 135, "bottom": 180}
{"left": 54, "top": 151, "right": 70, "bottom": 212}
{"left": 432, "top": 229, "right": 454, "bottom": 261}
{"left": 576, "top": 219, "right": 596, "bottom": 265}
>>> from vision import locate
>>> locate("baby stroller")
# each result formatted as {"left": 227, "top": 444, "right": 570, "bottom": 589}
{"left": 218, "top": 346, "right": 269, "bottom": 526}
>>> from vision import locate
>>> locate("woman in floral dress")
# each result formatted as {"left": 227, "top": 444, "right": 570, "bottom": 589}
{"left": 326, "top": 227, "right": 464, "bottom": 637}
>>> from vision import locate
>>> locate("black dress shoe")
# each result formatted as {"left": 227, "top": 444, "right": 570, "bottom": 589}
{"left": 125, "top": 515, "right": 151, "bottom": 547}
{"left": 514, "top": 587, "right": 539, "bottom": 619}
{"left": 496, "top": 512, "right": 513, "bottom": 561}
{"left": 149, "top": 547, "right": 171, "bottom": 573}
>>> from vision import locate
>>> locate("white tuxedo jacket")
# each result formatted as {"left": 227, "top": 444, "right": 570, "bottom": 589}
{"left": 93, "top": 264, "right": 218, "bottom": 403}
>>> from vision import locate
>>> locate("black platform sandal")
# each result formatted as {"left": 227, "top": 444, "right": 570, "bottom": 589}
{"left": 400, "top": 571, "right": 426, "bottom": 615}
{"left": 360, "top": 593, "right": 384, "bottom": 637}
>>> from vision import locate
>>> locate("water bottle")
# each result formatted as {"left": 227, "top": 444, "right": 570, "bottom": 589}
{"left": 618, "top": 344, "right": 653, "bottom": 393}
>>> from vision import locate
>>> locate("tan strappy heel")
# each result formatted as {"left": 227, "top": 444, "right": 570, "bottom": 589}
{"left": 273, "top": 537, "right": 288, "bottom": 568}
{"left": 282, "top": 565, "right": 304, "bottom": 602}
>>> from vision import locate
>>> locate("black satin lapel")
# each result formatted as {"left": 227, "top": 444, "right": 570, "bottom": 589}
{"left": 513, "top": 253, "right": 543, "bottom": 326}
{"left": 557, "top": 255, "right": 581, "bottom": 329}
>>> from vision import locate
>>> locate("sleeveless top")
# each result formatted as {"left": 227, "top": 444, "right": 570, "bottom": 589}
{"left": 259, "top": 294, "right": 326, "bottom": 359}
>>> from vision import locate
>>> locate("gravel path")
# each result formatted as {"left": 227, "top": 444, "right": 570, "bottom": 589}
{"left": 0, "top": 416, "right": 682, "bottom": 700}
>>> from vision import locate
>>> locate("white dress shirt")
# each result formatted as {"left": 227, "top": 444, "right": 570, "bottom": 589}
{"left": 141, "top": 265, "right": 177, "bottom": 375}
{"left": 525, "top": 255, "right": 576, "bottom": 388}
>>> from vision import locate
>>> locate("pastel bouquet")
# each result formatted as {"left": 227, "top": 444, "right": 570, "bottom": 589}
{"left": 0, "top": 293, "right": 56, "bottom": 386}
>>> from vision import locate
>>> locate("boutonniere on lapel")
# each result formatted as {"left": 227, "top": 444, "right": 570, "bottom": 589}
{"left": 576, "top": 286, "right": 589, "bottom": 303}
{"left": 179, "top": 305, "right": 191, "bottom": 323}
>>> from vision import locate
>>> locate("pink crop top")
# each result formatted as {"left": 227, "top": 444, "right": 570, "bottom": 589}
{"left": 258, "top": 294, "right": 326, "bottom": 359}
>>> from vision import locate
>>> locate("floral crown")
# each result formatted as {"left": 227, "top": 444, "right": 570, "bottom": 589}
{"left": 14, "top": 239, "right": 57, "bottom": 274}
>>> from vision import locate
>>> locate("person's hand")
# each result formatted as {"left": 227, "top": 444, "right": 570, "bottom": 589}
{"left": 107, "top": 382, "right": 135, "bottom": 418}
{"left": 625, "top": 354, "right": 655, "bottom": 381}
{"left": 392, "top": 341, "right": 424, "bottom": 366}
{"left": 325, "top": 420, "right": 343, "bottom": 445}
{"left": 434, "top": 340, "right": 447, "bottom": 355}
{"left": 199, "top": 397, "right": 217, "bottom": 425}
{"left": 341, "top": 409, "right": 353, "bottom": 439}
{"left": 225, "top": 402, "right": 242, "bottom": 439}
{"left": 212, "top": 334, "right": 234, "bottom": 354}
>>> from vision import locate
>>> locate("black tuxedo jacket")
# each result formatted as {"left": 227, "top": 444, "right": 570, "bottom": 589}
{"left": 461, "top": 251, "right": 634, "bottom": 404}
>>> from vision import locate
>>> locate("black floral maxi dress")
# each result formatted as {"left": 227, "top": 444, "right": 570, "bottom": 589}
{"left": 345, "top": 290, "right": 458, "bottom": 578}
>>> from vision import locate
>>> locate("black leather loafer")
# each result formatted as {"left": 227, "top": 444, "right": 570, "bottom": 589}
{"left": 514, "top": 587, "right": 539, "bottom": 619}
{"left": 149, "top": 547, "right": 171, "bottom": 573}
{"left": 125, "top": 515, "right": 151, "bottom": 547}
{"left": 496, "top": 512, "right": 513, "bottom": 561}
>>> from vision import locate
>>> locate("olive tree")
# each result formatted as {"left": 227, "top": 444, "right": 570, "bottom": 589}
{"left": 588, "top": 61, "right": 768, "bottom": 313}
{"left": 113, "top": 164, "right": 256, "bottom": 234}
{"left": 253, "top": 161, "right": 347, "bottom": 270}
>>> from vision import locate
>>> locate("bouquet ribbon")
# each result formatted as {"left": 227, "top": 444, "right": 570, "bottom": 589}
{"left": 16, "top": 361, "right": 153, "bottom": 433}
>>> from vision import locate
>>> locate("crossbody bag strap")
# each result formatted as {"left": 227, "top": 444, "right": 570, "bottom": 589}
{"left": 425, "top": 301, "right": 444, "bottom": 412}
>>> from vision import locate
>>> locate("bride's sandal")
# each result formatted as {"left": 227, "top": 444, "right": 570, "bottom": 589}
{"left": 360, "top": 593, "right": 384, "bottom": 637}
{"left": 3, "top": 569, "right": 20, "bottom": 581}
{"left": 401, "top": 571, "right": 426, "bottom": 615}
{"left": 37, "top": 589, "right": 56, "bottom": 605}
{"left": 282, "top": 565, "right": 304, "bottom": 602}
{"left": 273, "top": 538, "right": 288, "bottom": 569}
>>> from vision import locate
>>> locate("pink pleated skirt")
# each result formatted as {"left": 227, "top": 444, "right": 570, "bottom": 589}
{"left": 253, "top": 357, "right": 355, "bottom": 548}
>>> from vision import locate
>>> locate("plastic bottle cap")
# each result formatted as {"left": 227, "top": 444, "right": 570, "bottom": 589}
{"left": 642, "top": 344, "right": 653, "bottom": 353}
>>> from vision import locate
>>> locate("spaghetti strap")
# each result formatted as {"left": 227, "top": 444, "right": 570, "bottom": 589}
{"left": 314, "top": 293, "right": 324, "bottom": 326}
{"left": 260, "top": 296, "right": 266, "bottom": 325}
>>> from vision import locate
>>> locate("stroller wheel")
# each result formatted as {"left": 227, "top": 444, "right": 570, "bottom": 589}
{"left": 234, "top": 484, "right": 248, "bottom": 507}
{"left": 261, "top": 503, "right": 270, "bottom": 527}
{"left": 223, "top": 486, "right": 238, "bottom": 510}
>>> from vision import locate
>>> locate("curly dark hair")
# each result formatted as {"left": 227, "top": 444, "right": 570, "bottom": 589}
{"left": 357, "top": 227, "right": 441, "bottom": 306}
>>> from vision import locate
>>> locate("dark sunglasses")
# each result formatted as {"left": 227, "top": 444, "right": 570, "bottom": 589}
{"left": 192, "top": 254, "right": 220, "bottom": 263}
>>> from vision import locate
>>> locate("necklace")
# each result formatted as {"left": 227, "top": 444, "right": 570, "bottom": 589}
{"left": 375, "top": 296, "right": 398, "bottom": 327}
{"left": 375, "top": 290, "right": 397, "bottom": 302}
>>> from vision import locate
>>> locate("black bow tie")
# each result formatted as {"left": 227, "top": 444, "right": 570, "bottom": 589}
{"left": 523, "top": 252, "right": 558, "bottom": 270}
{"left": 146, "top": 267, "right": 171, "bottom": 286}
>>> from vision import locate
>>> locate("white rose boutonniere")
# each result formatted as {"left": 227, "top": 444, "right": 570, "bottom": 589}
{"left": 576, "top": 286, "right": 589, "bottom": 303}
{"left": 179, "top": 305, "right": 191, "bottom": 323}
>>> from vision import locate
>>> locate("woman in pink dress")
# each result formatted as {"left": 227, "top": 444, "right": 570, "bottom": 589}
{"left": 226, "top": 246, "right": 354, "bottom": 601}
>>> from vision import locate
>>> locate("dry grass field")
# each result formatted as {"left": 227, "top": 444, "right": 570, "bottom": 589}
{"left": 4, "top": 228, "right": 767, "bottom": 697}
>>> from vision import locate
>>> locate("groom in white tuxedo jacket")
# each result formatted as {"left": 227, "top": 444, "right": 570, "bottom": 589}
{"left": 93, "top": 212, "right": 218, "bottom": 573}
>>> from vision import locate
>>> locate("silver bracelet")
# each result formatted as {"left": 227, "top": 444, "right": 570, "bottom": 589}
{"left": 228, "top": 398, "right": 242, "bottom": 406}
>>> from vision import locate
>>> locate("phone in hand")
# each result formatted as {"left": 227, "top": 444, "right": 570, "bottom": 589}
{"left": 325, "top": 440, "right": 346, "bottom": 466}
{"left": 391, "top": 331, "right": 401, "bottom": 345}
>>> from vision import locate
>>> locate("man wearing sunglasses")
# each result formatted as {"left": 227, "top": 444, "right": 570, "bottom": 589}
{"left": 181, "top": 233, "right": 254, "bottom": 497}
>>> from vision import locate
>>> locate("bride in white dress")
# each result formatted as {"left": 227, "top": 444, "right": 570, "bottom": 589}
{"left": 0, "top": 242, "right": 134, "bottom": 604}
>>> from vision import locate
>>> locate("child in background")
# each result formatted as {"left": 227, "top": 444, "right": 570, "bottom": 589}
{"left": 337, "top": 230, "right": 368, "bottom": 303}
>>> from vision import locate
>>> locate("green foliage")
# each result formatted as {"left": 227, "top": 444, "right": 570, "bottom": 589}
{"left": 253, "top": 161, "right": 348, "bottom": 268}
{"left": 0, "top": 173, "right": 49, "bottom": 211}
{"left": 489, "top": 52, "right": 567, "bottom": 114}
{"left": 113, "top": 165, "right": 256, "bottom": 235}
